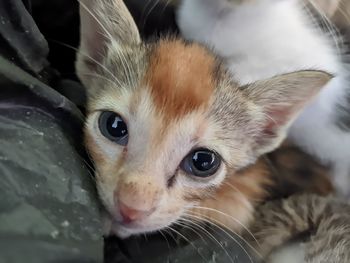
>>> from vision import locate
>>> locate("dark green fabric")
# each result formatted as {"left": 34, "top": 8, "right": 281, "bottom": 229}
{"left": 0, "top": 57, "right": 103, "bottom": 263}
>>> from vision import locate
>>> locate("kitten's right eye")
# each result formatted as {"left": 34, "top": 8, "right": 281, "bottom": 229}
{"left": 180, "top": 148, "right": 221, "bottom": 178}
{"left": 98, "top": 111, "right": 128, "bottom": 146}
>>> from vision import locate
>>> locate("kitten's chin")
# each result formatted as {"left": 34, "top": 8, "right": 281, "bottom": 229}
{"left": 111, "top": 225, "right": 133, "bottom": 239}
{"left": 101, "top": 213, "right": 133, "bottom": 238}
{"left": 110, "top": 223, "right": 154, "bottom": 239}
{"left": 109, "top": 219, "right": 177, "bottom": 239}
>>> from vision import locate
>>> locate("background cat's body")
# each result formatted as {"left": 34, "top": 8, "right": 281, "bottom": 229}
{"left": 248, "top": 193, "right": 350, "bottom": 263}
{"left": 177, "top": 0, "right": 350, "bottom": 194}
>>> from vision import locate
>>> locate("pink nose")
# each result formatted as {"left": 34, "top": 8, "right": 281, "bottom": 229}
{"left": 119, "top": 202, "right": 149, "bottom": 223}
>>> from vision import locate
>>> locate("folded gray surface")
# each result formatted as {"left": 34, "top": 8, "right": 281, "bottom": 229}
{"left": 0, "top": 57, "right": 103, "bottom": 263}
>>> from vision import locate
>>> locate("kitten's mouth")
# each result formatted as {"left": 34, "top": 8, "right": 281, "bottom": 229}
{"left": 110, "top": 215, "right": 178, "bottom": 238}
{"left": 112, "top": 214, "right": 148, "bottom": 230}
{"left": 102, "top": 210, "right": 146, "bottom": 237}
{"left": 111, "top": 220, "right": 152, "bottom": 238}
{"left": 111, "top": 223, "right": 134, "bottom": 238}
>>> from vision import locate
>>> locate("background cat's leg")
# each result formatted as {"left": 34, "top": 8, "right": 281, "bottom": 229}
{"left": 245, "top": 195, "right": 328, "bottom": 259}
{"left": 247, "top": 194, "right": 350, "bottom": 262}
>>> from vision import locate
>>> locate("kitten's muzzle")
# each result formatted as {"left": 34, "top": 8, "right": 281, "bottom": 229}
{"left": 114, "top": 177, "right": 163, "bottom": 224}
{"left": 118, "top": 201, "right": 156, "bottom": 224}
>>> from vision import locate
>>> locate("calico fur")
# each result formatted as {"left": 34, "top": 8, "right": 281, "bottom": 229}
{"left": 77, "top": 0, "right": 331, "bottom": 238}
{"left": 247, "top": 194, "right": 350, "bottom": 263}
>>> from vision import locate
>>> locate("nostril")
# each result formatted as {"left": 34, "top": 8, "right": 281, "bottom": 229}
{"left": 119, "top": 201, "right": 147, "bottom": 224}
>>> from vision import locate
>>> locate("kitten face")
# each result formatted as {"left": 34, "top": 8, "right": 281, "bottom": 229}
{"left": 77, "top": 0, "right": 331, "bottom": 238}
{"left": 85, "top": 99, "right": 226, "bottom": 237}
{"left": 84, "top": 40, "right": 259, "bottom": 237}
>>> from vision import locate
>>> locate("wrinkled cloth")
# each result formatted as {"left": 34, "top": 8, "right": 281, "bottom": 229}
{"left": 0, "top": 56, "right": 103, "bottom": 263}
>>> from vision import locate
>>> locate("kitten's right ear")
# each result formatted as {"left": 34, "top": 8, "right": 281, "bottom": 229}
{"left": 243, "top": 70, "right": 332, "bottom": 157}
{"left": 76, "top": 0, "right": 140, "bottom": 79}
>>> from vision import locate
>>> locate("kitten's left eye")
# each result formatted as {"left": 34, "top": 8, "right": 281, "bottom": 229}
{"left": 180, "top": 148, "right": 221, "bottom": 178}
{"left": 98, "top": 111, "right": 128, "bottom": 146}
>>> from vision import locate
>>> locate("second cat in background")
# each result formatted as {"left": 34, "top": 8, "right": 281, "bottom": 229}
{"left": 177, "top": 0, "right": 350, "bottom": 195}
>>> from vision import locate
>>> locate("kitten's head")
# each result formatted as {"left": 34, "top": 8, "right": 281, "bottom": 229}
{"left": 76, "top": 0, "right": 332, "bottom": 238}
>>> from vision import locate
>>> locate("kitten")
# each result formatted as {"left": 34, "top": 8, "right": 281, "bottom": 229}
{"left": 76, "top": 0, "right": 331, "bottom": 238}
{"left": 177, "top": 0, "right": 350, "bottom": 194}
{"left": 247, "top": 193, "right": 350, "bottom": 263}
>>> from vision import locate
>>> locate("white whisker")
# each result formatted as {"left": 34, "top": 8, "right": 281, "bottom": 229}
{"left": 141, "top": 0, "right": 160, "bottom": 29}
{"left": 159, "top": 229, "right": 171, "bottom": 250}
{"left": 50, "top": 40, "right": 123, "bottom": 87}
{"left": 78, "top": 0, "right": 113, "bottom": 41}
{"left": 191, "top": 205, "right": 260, "bottom": 247}
{"left": 163, "top": 227, "right": 179, "bottom": 247}
{"left": 174, "top": 220, "right": 208, "bottom": 244}
{"left": 166, "top": 225, "right": 208, "bottom": 261}
{"left": 179, "top": 216, "right": 236, "bottom": 263}
{"left": 306, "top": 0, "right": 342, "bottom": 55}
{"left": 337, "top": 1, "right": 350, "bottom": 24}
{"left": 184, "top": 213, "right": 254, "bottom": 263}
{"left": 186, "top": 211, "right": 262, "bottom": 260}
{"left": 79, "top": 72, "right": 118, "bottom": 85}
{"left": 115, "top": 48, "right": 133, "bottom": 88}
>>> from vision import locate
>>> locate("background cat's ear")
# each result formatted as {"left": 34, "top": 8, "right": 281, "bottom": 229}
{"left": 76, "top": 0, "right": 140, "bottom": 80}
{"left": 243, "top": 70, "right": 332, "bottom": 156}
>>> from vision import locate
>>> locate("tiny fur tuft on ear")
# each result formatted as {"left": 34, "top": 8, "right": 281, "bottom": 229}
{"left": 243, "top": 70, "right": 333, "bottom": 156}
{"left": 76, "top": 0, "right": 140, "bottom": 85}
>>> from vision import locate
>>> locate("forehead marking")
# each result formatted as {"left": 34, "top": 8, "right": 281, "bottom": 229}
{"left": 144, "top": 39, "right": 217, "bottom": 121}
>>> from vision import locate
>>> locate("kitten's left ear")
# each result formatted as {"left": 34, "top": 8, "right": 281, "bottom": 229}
{"left": 76, "top": 0, "right": 140, "bottom": 85}
{"left": 243, "top": 70, "right": 332, "bottom": 156}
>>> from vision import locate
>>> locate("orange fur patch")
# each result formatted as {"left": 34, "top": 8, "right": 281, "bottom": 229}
{"left": 117, "top": 176, "right": 164, "bottom": 211}
{"left": 84, "top": 129, "right": 106, "bottom": 166}
{"left": 145, "top": 39, "right": 217, "bottom": 120}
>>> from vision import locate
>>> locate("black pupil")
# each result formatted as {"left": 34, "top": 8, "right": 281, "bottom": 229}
{"left": 107, "top": 114, "right": 127, "bottom": 138}
{"left": 192, "top": 151, "right": 216, "bottom": 171}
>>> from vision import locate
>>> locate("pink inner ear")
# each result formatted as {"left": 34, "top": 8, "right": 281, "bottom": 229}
{"left": 83, "top": 30, "right": 108, "bottom": 67}
{"left": 79, "top": 1, "right": 110, "bottom": 68}
{"left": 262, "top": 105, "right": 296, "bottom": 137}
